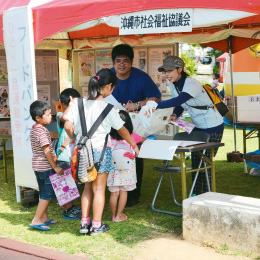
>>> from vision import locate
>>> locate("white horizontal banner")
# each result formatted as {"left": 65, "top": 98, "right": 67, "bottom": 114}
{"left": 119, "top": 9, "right": 193, "bottom": 35}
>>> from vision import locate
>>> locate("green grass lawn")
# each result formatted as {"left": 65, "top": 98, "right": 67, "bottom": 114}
{"left": 0, "top": 125, "right": 259, "bottom": 259}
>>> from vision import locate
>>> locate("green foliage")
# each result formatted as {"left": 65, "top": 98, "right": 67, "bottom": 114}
{"left": 213, "top": 64, "right": 219, "bottom": 74}
{"left": 207, "top": 48, "right": 224, "bottom": 58}
{"left": 180, "top": 52, "right": 196, "bottom": 76}
{"left": 189, "top": 43, "right": 207, "bottom": 49}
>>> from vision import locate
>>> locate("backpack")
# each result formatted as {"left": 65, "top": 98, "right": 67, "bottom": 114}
{"left": 175, "top": 82, "right": 229, "bottom": 116}
{"left": 52, "top": 137, "right": 70, "bottom": 163}
{"left": 71, "top": 97, "right": 113, "bottom": 183}
{"left": 198, "top": 84, "right": 229, "bottom": 117}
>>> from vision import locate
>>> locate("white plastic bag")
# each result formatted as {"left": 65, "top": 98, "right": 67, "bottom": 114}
{"left": 135, "top": 108, "right": 173, "bottom": 138}
{"left": 129, "top": 112, "right": 141, "bottom": 131}
{"left": 138, "top": 101, "right": 158, "bottom": 128}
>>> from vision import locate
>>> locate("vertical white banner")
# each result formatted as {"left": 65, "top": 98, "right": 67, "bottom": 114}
{"left": 3, "top": 6, "right": 38, "bottom": 194}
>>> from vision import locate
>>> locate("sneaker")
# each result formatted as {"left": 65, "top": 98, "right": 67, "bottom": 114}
{"left": 79, "top": 223, "right": 91, "bottom": 234}
{"left": 90, "top": 223, "right": 110, "bottom": 236}
{"left": 63, "top": 206, "right": 82, "bottom": 220}
{"left": 71, "top": 205, "right": 82, "bottom": 217}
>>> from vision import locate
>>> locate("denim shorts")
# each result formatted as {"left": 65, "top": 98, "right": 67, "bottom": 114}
{"left": 34, "top": 169, "right": 56, "bottom": 201}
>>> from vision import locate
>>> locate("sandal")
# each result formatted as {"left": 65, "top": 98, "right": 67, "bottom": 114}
{"left": 79, "top": 223, "right": 91, "bottom": 234}
{"left": 90, "top": 223, "right": 110, "bottom": 236}
{"left": 45, "top": 219, "right": 57, "bottom": 225}
{"left": 114, "top": 213, "right": 128, "bottom": 223}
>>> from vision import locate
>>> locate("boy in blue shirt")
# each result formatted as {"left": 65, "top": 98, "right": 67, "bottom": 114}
{"left": 56, "top": 88, "right": 81, "bottom": 220}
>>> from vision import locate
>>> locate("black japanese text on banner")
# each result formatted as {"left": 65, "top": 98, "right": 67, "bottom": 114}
{"left": 119, "top": 9, "right": 193, "bottom": 35}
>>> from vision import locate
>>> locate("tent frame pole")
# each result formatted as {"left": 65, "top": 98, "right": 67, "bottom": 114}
{"left": 228, "top": 36, "right": 237, "bottom": 152}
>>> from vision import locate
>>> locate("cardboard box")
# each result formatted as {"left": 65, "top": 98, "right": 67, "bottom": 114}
{"left": 237, "top": 95, "right": 260, "bottom": 122}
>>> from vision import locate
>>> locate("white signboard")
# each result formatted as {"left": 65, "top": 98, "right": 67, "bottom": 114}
{"left": 120, "top": 9, "right": 193, "bottom": 35}
{"left": 248, "top": 95, "right": 260, "bottom": 102}
{"left": 3, "top": 6, "right": 38, "bottom": 194}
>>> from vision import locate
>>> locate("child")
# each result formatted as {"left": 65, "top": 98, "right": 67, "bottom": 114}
{"left": 56, "top": 88, "right": 81, "bottom": 220}
{"left": 108, "top": 111, "right": 145, "bottom": 222}
{"left": 212, "top": 73, "right": 220, "bottom": 89}
{"left": 29, "top": 100, "right": 64, "bottom": 231}
{"left": 64, "top": 69, "right": 139, "bottom": 236}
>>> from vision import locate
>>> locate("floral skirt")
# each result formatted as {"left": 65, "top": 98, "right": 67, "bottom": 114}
{"left": 93, "top": 147, "right": 114, "bottom": 174}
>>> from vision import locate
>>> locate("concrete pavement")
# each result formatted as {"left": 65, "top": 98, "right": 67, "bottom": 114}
{"left": 0, "top": 237, "right": 88, "bottom": 260}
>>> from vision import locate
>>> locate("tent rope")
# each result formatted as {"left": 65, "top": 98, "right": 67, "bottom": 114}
{"left": 249, "top": 31, "right": 260, "bottom": 58}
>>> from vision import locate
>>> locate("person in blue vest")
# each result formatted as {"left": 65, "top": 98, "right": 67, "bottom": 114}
{"left": 156, "top": 56, "right": 224, "bottom": 195}
{"left": 111, "top": 44, "right": 162, "bottom": 206}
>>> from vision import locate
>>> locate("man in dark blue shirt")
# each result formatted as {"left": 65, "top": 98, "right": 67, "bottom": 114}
{"left": 111, "top": 44, "right": 162, "bottom": 206}
{"left": 111, "top": 44, "right": 161, "bottom": 111}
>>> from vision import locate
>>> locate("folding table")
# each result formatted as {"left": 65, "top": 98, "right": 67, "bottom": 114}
{"left": 149, "top": 142, "right": 224, "bottom": 216}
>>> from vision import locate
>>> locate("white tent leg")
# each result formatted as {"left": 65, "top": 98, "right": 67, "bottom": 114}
{"left": 16, "top": 185, "right": 21, "bottom": 202}
{"left": 229, "top": 49, "right": 237, "bottom": 152}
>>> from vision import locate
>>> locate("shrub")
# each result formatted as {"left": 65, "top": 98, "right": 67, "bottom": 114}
{"left": 180, "top": 52, "right": 196, "bottom": 76}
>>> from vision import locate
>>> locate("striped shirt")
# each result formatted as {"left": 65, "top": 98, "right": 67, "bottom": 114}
{"left": 30, "top": 125, "right": 55, "bottom": 171}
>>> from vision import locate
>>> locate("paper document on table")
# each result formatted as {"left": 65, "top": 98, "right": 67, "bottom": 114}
{"left": 170, "top": 119, "right": 195, "bottom": 134}
{"left": 105, "top": 94, "right": 126, "bottom": 110}
{"left": 138, "top": 140, "right": 182, "bottom": 160}
{"left": 178, "top": 141, "right": 204, "bottom": 147}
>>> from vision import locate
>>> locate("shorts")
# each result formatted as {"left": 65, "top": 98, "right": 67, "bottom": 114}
{"left": 34, "top": 169, "right": 56, "bottom": 201}
{"left": 93, "top": 147, "right": 114, "bottom": 174}
{"left": 108, "top": 184, "right": 136, "bottom": 192}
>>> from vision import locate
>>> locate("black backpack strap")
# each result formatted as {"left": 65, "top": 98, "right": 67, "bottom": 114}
{"left": 95, "top": 134, "right": 109, "bottom": 171}
{"left": 189, "top": 85, "right": 215, "bottom": 110}
{"left": 87, "top": 103, "right": 114, "bottom": 138}
{"left": 78, "top": 97, "right": 88, "bottom": 136}
{"left": 188, "top": 105, "right": 212, "bottom": 110}
{"left": 89, "top": 104, "right": 113, "bottom": 170}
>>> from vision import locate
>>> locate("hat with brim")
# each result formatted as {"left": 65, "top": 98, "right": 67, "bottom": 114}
{"left": 158, "top": 56, "right": 184, "bottom": 72}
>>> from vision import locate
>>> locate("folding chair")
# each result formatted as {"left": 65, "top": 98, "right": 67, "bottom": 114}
{"left": 151, "top": 131, "right": 210, "bottom": 216}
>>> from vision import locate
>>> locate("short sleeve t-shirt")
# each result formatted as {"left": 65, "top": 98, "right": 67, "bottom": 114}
{"left": 111, "top": 67, "right": 161, "bottom": 104}
{"left": 30, "top": 125, "right": 54, "bottom": 171}
{"left": 65, "top": 99, "right": 124, "bottom": 149}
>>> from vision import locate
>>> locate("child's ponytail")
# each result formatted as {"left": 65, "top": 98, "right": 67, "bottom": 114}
{"left": 88, "top": 75, "right": 100, "bottom": 100}
{"left": 88, "top": 69, "right": 118, "bottom": 100}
